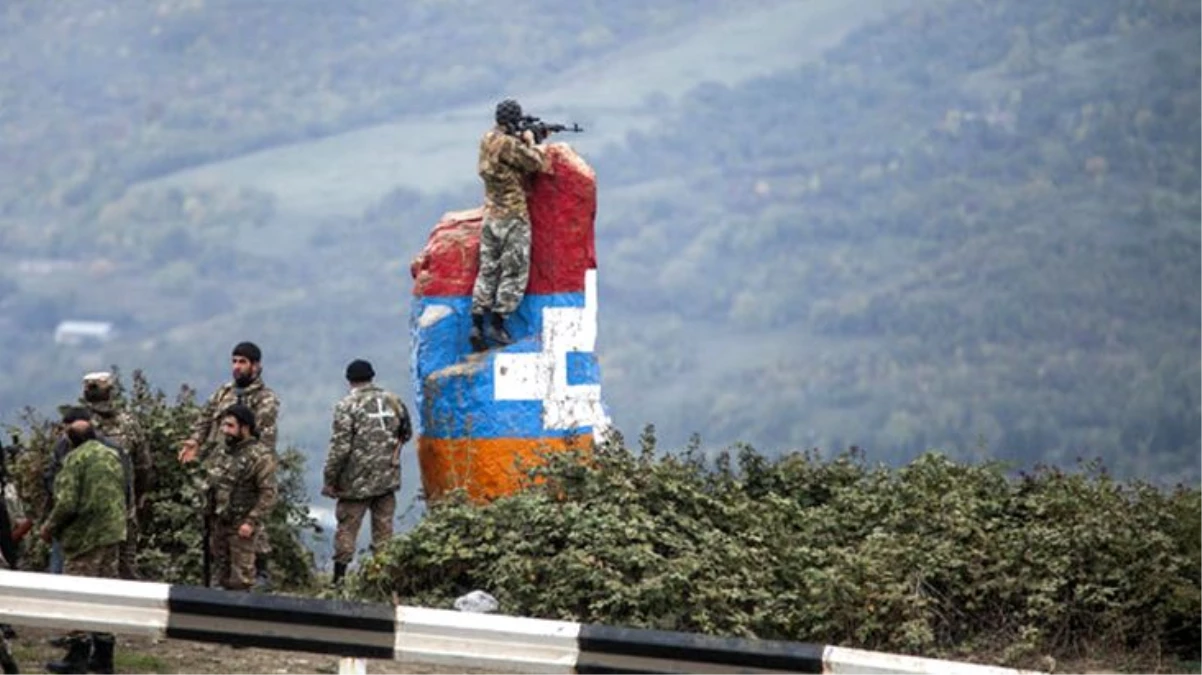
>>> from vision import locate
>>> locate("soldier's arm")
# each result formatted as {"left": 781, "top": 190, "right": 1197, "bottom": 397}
{"left": 45, "top": 454, "right": 80, "bottom": 536}
{"left": 190, "top": 390, "right": 219, "bottom": 446}
{"left": 245, "top": 452, "right": 278, "bottom": 529}
{"left": 504, "top": 135, "right": 550, "bottom": 174}
{"left": 256, "top": 392, "right": 280, "bottom": 452}
{"left": 322, "top": 402, "right": 353, "bottom": 489}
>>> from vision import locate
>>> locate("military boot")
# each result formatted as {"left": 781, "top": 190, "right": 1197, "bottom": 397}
{"left": 253, "top": 557, "right": 272, "bottom": 592}
{"left": 469, "top": 313, "right": 488, "bottom": 352}
{"left": 486, "top": 313, "right": 513, "bottom": 347}
{"left": 86, "top": 634, "right": 115, "bottom": 675}
{"left": 332, "top": 562, "right": 347, "bottom": 587}
{"left": 45, "top": 635, "right": 89, "bottom": 674}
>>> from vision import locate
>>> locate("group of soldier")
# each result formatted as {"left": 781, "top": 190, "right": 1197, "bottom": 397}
{"left": 1, "top": 342, "right": 412, "bottom": 674}
{"left": 0, "top": 96, "right": 553, "bottom": 674}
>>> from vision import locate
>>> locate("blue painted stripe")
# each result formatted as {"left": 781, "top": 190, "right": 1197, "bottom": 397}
{"left": 566, "top": 352, "right": 600, "bottom": 386}
{"left": 410, "top": 291, "right": 597, "bottom": 439}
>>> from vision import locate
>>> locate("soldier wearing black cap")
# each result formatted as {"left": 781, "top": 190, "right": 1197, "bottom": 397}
{"left": 469, "top": 98, "right": 553, "bottom": 352}
{"left": 179, "top": 341, "right": 281, "bottom": 589}
{"left": 203, "top": 403, "right": 277, "bottom": 591}
{"left": 41, "top": 407, "right": 128, "bottom": 674}
{"left": 321, "top": 359, "right": 411, "bottom": 586}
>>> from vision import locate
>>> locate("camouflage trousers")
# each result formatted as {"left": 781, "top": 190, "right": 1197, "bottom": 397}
{"left": 333, "top": 492, "right": 396, "bottom": 565}
{"left": 210, "top": 522, "right": 257, "bottom": 591}
{"left": 471, "top": 215, "right": 531, "bottom": 316}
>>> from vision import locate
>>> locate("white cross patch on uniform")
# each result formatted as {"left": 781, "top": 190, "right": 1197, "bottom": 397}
{"left": 365, "top": 399, "right": 396, "bottom": 431}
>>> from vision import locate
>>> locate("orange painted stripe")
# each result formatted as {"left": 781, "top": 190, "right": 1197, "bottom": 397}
{"left": 418, "top": 435, "right": 594, "bottom": 503}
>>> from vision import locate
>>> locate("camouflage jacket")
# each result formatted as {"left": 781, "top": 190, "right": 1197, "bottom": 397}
{"left": 323, "top": 384, "right": 411, "bottom": 500}
{"left": 191, "top": 378, "right": 280, "bottom": 460}
{"left": 206, "top": 437, "right": 277, "bottom": 527}
{"left": 2, "top": 483, "right": 25, "bottom": 569}
{"left": 478, "top": 126, "right": 549, "bottom": 221}
{"left": 46, "top": 439, "right": 127, "bottom": 558}
{"left": 44, "top": 399, "right": 144, "bottom": 504}
{"left": 90, "top": 401, "right": 153, "bottom": 504}
{"left": 45, "top": 433, "right": 134, "bottom": 519}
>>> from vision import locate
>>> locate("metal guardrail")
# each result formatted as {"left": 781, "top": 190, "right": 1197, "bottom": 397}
{"left": 0, "top": 570, "right": 1041, "bottom": 674}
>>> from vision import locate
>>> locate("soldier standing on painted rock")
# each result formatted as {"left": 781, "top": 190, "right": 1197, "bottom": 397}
{"left": 40, "top": 408, "right": 128, "bottom": 675}
{"left": 43, "top": 373, "right": 142, "bottom": 579}
{"left": 206, "top": 404, "right": 277, "bottom": 591}
{"left": 469, "top": 98, "right": 553, "bottom": 352}
{"left": 321, "top": 359, "right": 411, "bottom": 586}
{"left": 179, "top": 341, "right": 280, "bottom": 589}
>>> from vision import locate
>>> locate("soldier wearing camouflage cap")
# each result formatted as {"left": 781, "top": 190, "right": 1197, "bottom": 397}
{"left": 41, "top": 407, "right": 128, "bottom": 675}
{"left": 43, "top": 372, "right": 143, "bottom": 580}
{"left": 321, "top": 359, "right": 411, "bottom": 586}
{"left": 180, "top": 341, "right": 280, "bottom": 589}
{"left": 469, "top": 98, "right": 553, "bottom": 352}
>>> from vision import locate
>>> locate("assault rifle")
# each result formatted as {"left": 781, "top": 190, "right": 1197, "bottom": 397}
{"left": 512, "top": 115, "right": 584, "bottom": 144}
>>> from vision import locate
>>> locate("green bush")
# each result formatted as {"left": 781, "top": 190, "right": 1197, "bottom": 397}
{"left": 7, "top": 369, "right": 317, "bottom": 591}
{"left": 352, "top": 428, "right": 1201, "bottom": 669}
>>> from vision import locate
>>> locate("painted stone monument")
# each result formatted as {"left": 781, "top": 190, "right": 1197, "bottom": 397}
{"left": 409, "top": 143, "right": 610, "bottom": 502}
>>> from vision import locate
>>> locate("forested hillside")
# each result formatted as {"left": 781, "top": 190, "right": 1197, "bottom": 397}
{"left": 588, "top": 0, "right": 1201, "bottom": 479}
{"left": 0, "top": 0, "right": 1197, "bottom": 507}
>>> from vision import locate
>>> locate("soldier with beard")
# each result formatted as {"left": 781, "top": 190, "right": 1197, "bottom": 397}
{"left": 40, "top": 408, "right": 128, "bottom": 675}
{"left": 204, "top": 404, "right": 277, "bottom": 591}
{"left": 44, "top": 373, "right": 141, "bottom": 579}
{"left": 179, "top": 341, "right": 280, "bottom": 589}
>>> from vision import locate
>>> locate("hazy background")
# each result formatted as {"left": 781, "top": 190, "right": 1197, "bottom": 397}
{"left": 1, "top": 0, "right": 1198, "bottom": 536}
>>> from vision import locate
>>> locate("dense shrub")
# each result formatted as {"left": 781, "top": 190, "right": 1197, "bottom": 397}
{"left": 353, "top": 428, "right": 1201, "bottom": 670}
{"left": 6, "top": 369, "right": 318, "bottom": 591}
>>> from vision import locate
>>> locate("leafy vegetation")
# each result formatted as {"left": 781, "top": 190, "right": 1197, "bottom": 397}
{"left": 6, "top": 369, "right": 318, "bottom": 590}
{"left": 353, "top": 430, "right": 1201, "bottom": 672}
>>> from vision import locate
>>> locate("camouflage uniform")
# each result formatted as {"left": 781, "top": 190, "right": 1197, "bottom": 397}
{"left": 0, "top": 484, "right": 23, "bottom": 673}
{"left": 191, "top": 377, "right": 279, "bottom": 558}
{"left": 45, "top": 439, "right": 127, "bottom": 567}
{"left": 205, "top": 436, "right": 277, "bottom": 591}
{"left": 324, "top": 385, "right": 411, "bottom": 564}
{"left": 471, "top": 126, "right": 550, "bottom": 316}
{"left": 88, "top": 400, "right": 148, "bottom": 580}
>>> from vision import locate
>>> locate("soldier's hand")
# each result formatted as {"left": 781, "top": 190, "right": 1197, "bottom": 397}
{"left": 238, "top": 522, "right": 254, "bottom": 539}
{"left": 12, "top": 518, "right": 32, "bottom": 543}
{"left": 38, "top": 523, "right": 52, "bottom": 544}
{"left": 321, "top": 485, "right": 337, "bottom": 499}
{"left": 520, "top": 129, "right": 536, "bottom": 146}
{"left": 178, "top": 439, "right": 199, "bottom": 463}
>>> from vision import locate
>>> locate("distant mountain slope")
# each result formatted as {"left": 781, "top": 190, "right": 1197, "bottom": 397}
{"left": 586, "top": 0, "right": 1200, "bottom": 479}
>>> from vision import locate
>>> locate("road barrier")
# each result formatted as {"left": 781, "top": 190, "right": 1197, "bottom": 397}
{"left": 0, "top": 570, "right": 1041, "bottom": 674}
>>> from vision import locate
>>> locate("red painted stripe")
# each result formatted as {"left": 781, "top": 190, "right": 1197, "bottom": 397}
{"left": 411, "top": 145, "right": 597, "bottom": 298}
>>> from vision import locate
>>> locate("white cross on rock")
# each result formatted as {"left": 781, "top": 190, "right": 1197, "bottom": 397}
{"left": 493, "top": 269, "right": 610, "bottom": 441}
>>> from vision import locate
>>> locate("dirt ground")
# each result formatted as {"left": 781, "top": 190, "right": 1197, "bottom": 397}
{"left": 8, "top": 627, "right": 496, "bottom": 675}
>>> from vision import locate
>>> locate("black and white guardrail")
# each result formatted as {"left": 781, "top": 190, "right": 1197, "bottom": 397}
{"left": 0, "top": 570, "right": 1041, "bottom": 674}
